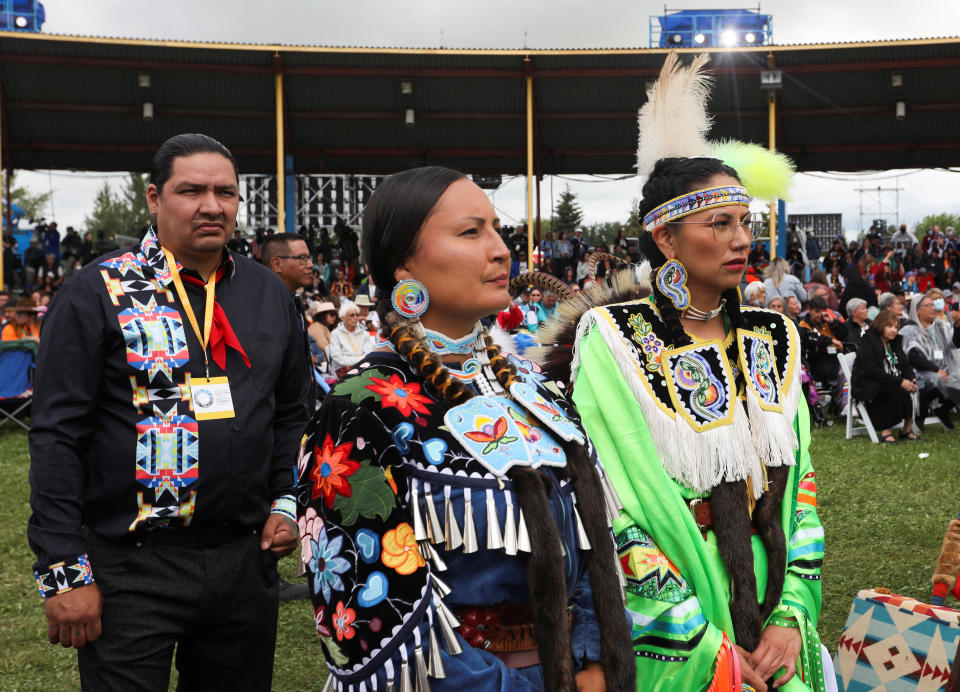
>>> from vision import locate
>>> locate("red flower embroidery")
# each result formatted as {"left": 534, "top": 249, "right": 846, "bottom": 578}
{"left": 310, "top": 435, "right": 361, "bottom": 508}
{"left": 366, "top": 374, "right": 432, "bottom": 417}
{"left": 333, "top": 601, "right": 356, "bottom": 641}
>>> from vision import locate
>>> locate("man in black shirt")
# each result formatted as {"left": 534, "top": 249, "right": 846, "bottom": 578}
{"left": 28, "top": 134, "right": 310, "bottom": 690}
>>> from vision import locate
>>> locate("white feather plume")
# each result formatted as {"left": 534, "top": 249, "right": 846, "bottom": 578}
{"left": 636, "top": 51, "right": 713, "bottom": 179}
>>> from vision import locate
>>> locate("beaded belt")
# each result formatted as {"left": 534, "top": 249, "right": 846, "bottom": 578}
{"left": 454, "top": 604, "right": 575, "bottom": 667}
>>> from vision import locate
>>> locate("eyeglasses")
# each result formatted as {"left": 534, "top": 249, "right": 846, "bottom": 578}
{"left": 277, "top": 254, "right": 312, "bottom": 265}
{"left": 668, "top": 211, "right": 765, "bottom": 242}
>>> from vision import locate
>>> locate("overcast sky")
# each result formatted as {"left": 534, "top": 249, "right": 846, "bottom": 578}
{"left": 15, "top": 0, "right": 960, "bottom": 236}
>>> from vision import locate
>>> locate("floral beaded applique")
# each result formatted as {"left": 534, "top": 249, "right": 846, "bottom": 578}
{"left": 627, "top": 312, "right": 665, "bottom": 373}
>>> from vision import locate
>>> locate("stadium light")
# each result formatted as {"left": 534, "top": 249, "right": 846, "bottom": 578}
{"left": 721, "top": 30, "right": 737, "bottom": 46}
{"left": 142, "top": 102, "right": 154, "bottom": 121}
{"left": 694, "top": 33, "right": 706, "bottom": 44}
{"left": 404, "top": 108, "right": 415, "bottom": 126}
{"left": 671, "top": 33, "right": 683, "bottom": 44}
{"left": 14, "top": 16, "right": 27, "bottom": 28}
{"left": 744, "top": 32, "right": 757, "bottom": 44}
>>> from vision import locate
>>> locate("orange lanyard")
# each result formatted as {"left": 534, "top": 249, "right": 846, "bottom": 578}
{"left": 162, "top": 246, "right": 216, "bottom": 376}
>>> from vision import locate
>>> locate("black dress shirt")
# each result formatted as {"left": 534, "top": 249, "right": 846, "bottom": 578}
{"left": 28, "top": 229, "right": 310, "bottom": 598}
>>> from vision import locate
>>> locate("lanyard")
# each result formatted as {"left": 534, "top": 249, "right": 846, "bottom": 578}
{"left": 162, "top": 246, "right": 216, "bottom": 377}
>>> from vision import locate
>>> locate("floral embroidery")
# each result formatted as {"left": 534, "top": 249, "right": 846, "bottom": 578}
{"left": 381, "top": 522, "right": 426, "bottom": 575}
{"left": 308, "top": 526, "right": 351, "bottom": 602}
{"left": 298, "top": 506, "right": 324, "bottom": 566}
{"left": 506, "top": 354, "right": 547, "bottom": 384}
{"left": 333, "top": 601, "right": 357, "bottom": 641}
{"left": 463, "top": 416, "right": 518, "bottom": 455}
{"left": 628, "top": 313, "right": 665, "bottom": 372}
{"left": 314, "top": 604, "right": 332, "bottom": 638}
{"left": 366, "top": 374, "right": 432, "bottom": 417}
{"left": 310, "top": 436, "right": 361, "bottom": 508}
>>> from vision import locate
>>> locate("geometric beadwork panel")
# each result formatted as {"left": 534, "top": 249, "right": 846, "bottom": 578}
{"left": 835, "top": 590, "right": 960, "bottom": 691}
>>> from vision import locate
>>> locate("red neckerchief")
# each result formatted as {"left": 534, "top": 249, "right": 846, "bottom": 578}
{"left": 179, "top": 266, "right": 252, "bottom": 371}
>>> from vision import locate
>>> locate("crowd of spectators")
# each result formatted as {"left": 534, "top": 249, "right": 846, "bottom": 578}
{"left": 8, "top": 213, "right": 960, "bottom": 442}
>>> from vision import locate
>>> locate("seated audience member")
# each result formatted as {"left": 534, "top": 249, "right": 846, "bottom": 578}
{"left": 327, "top": 299, "right": 375, "bottom": 377}
{"left": 763, "top": 256, "right": 807, "bottom": 304}
{"left": 766, "top": 296, "right": 785, "bottom": 314}
{"left": 901, "top": 293, "right": 960, "bottom": 429}
{"left": 852, "top": 309, "right": 919, "bottom": 442}
{"left": 839, "top": 263, "right": 877, "bottom": 316}
{"left": 329, "top": 265, "right": 354, "bottom": 299}
{"left": 743, "top": 280, "right": 766, "bottom": 307}
{"left": 878, "top": 291, "right": 909, "bottom": 328}
{"left": 843, "top": 297, "right": 870, "bottom": 350}
{"left": 786, "top": 295, "right": 803, "bottom": 325}
{"left": 1, "top": 298, "right": 40, "bottom": 341}
{"left": 805, "top": 269, "right": 840, "bottom": 311}
{"left": 354, "top": 293, "right": 380, "bottom": 331}
{"left": 537, "top": 290, "right": 558, "bottom": 322}
{"left": 799, "top": 296, "right": 844, "bottom": 385}
{"left": 524, "top": 287, "right": 543, "bottom": 331}
{"left": 307, "top": 301, "right": 337, "bottom": 358}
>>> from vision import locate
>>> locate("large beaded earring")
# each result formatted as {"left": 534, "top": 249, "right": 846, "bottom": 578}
{"left": 655, "top": 258, "right": 691, "bottom": 311}
{"left": 391, "top": 279, "right": 430, "bottom": 320}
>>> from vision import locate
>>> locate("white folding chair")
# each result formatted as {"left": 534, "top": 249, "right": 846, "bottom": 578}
{"left": 837, "top": 351, "right": 879, "bottom": 443}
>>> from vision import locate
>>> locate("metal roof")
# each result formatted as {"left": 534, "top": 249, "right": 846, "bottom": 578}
{"left": 1, "top": 31, "right": 959, "bottom": 175}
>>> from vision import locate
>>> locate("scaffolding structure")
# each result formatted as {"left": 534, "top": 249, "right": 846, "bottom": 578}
{"left": 856, "top": 178, "right": 903, "bottom": 236}
{"left": 241, "top": 174, "right": 384, "bottom": 231}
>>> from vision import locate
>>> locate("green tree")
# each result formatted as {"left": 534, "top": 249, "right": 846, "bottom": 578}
{"left": 916, "top": 213, "right": 960, "bottom": 239}
{"left": 117, "top": 173, "right": 154, "bottom": 235}
{"left": 83, "top": 182, "right": 126, "bottom": 236}
{"left": 552, "top": 185, "right": 583, "bottom": 235}
{"left": 583, "top": 221, "right": 622, "bottom": 247}
{"left": 1, "top": 171, "right": 52, "bottom": 224}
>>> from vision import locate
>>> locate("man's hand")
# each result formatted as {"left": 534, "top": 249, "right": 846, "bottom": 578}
{"left": 575, "top": 661, "right": 606, "bottom": 692}
{"left": 260, "top": 514, "right": 299, "bottom": 558}
{"left": 734, "top": 645, "right": 768, "bottom": 692}
{"left": 45, "top": 584, "right": 103, "bottom": 649}
{"left": 748, "top": 625, "right": 802, "bottom": 688}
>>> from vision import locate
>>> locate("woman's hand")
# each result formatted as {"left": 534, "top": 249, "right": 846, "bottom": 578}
{"left": 735, "top": 645, "right": 768, "bottom": 692}
{"left": 901, "top": 379, "right": 917, "bottom": 392}
{"left": 575, "top": 661, "right": 606, "bottom": 692}
{"left": 748, "top": 625, "right": 802, "bottom": 688}
{"left": 939, "top": 369, "right": 949, "bottom": 381}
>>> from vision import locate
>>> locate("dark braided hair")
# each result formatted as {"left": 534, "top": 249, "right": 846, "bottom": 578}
{"left": 364, "top": 166, "right": 635, "bottom": 692}
{"left": 638, "top": 157, "right": 748, "bottom": 346}
{"left": 638, "top": 157, "right": 786, "bottom": 649}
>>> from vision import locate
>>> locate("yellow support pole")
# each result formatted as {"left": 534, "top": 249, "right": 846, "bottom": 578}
{"left": 274, "top": 56, "right": 285, "bottom": 233}
{"left": 767, "top": 53, "right": 778, "bottom": 259}
{"left": 525, "top": 69, "right": 534, "bottom": 272}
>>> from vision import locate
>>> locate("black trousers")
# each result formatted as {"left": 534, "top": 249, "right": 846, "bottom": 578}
{"left": 78, "top": 528, "right": 279, "bottom": 692}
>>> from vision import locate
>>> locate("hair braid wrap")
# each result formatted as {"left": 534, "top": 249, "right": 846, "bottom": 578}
{"left": 381, "top": 310, "right": 634, "bottom": 690}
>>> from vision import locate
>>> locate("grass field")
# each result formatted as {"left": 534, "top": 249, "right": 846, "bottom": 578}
{"left": 2, "top": 421, "right": 958, "bottom": 690}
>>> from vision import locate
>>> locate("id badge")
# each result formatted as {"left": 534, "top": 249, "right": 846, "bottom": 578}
{"left": 934, "top": 349, "right": 945, "bottom": 360}
{"left": 191, "top": 377, "right": 235, "bottom": 420}
{"left": 827, "top": 346, "right": 837, "bottom": 355}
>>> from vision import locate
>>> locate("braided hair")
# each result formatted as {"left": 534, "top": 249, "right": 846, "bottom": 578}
{"left": 638, "top": 157, "right": 789, "bottom": 650}
{"left": 638, "top": 157, "right": 748, "bottom": 346}
{"left": 363, "top": 167, "right": 635, "bottom": 692}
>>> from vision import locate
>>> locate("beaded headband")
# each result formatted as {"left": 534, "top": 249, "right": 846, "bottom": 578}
{"left": 642, "top": 185, "right": 751, "bottom": 231}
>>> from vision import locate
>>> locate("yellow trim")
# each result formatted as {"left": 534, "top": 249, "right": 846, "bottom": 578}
{"left": 736, "top": 328, "right": 783, "bottom": 414}
{"left": 741, "top": 306, "right": 800, "bottom": 396}
{"left": 661, "top": 340, "right": 736, "bottom": 432}
{"left": 2, "top": 31, "right": 958, "bottom": 55}
{"left": 594, "top": 304, "right": 676, "bottom": 421}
